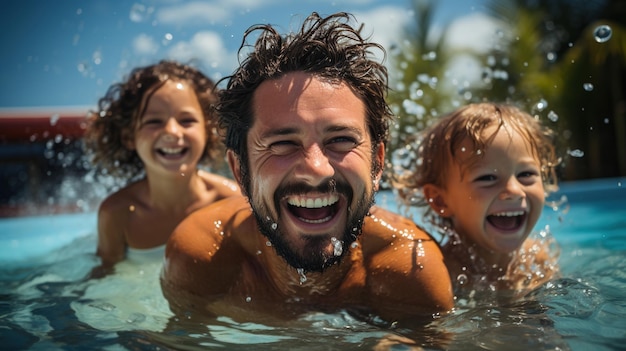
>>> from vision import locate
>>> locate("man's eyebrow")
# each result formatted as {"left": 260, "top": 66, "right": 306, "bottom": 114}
{"left": 259, "top": 125, "right": 364, "bottom": 139}
{"left": 260, "top": 127, "right": 299, "bottom": 139}
{"left": 326, "top": 125, "right": 364, "bottom": 136}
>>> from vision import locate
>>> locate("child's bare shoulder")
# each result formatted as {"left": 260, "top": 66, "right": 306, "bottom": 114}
{"left": 198, "top": 170, "right": 240, "bottom": 196}
{"left": 98, "top": 181, "right": 146, "bottom": 216}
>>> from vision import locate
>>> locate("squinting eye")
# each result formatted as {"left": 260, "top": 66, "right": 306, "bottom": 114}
{"left": 475, "top": 174, "right": 497, "bottom": 182}
{"left": 143, "top": 118, "right": 162, "bottom": 125}
{"left": 179, "top": 118, "right": 199, "bottom": 126}
{"left": 327, "top": 137, "right": 358, "bottom": 153}
{"left": 518, "top": 170, "right": 538, "bottom": 178}
{"left": 269, "top": 141, "right": 299, "bottom": 155}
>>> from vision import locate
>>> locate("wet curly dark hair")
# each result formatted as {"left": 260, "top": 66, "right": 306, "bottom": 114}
{"left": 217, "top": 12, "right": 393, "bottom": 193}
{"left": 84, "top": 60, "right": 221, "bottom": 179}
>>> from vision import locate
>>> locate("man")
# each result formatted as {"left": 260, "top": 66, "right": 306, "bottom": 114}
{"left": 161, "top": 12, "right": 453, "bottom": 325}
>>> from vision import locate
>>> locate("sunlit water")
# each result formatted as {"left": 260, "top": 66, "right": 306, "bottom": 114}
{"left": 1, "top": 178, "right": 624, "bottom": 350}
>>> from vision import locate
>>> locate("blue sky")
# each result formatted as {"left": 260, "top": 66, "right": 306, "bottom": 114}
{"left": 0, "top": 0, "right": 492, "bottom": 109}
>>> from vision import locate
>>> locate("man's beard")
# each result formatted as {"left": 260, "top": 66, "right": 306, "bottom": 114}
{"left": 249, "top": 178, "right": 375, "bottom": 273}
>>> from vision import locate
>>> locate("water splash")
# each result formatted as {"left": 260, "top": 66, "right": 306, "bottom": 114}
{"left": 296, "top": 268, "right": 307, "bottom": 284}
{"left": 330, "top": 237, "right": 343, "bottom": 257}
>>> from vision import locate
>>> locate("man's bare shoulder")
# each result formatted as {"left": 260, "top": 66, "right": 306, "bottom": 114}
{"left": 360, "top": 205, "right": 453, "bottom": 317}
{"left": 163, "top": 196, "right": 255, "bottom": 300}
{"left": 169, "top": 196, "right": 252, "bottom": 248}
{"left": 362, "top": 206, "right": 434, "bottom": 245}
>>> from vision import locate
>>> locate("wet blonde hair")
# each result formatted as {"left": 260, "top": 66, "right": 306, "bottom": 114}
{"left": 393, "top": 102, "right": 559, "bottom": 219}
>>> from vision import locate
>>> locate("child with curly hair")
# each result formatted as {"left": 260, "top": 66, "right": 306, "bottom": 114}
{"left": 84, "top": 60, "right": 239, "bottom": 269}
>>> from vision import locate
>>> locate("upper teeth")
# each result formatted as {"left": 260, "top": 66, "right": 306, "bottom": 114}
{"left": 160, "top": 147, "right": 183, "bottom": 154}
{"left": 492, "top": 211, "right": 525, "bottom": 217}
{"left": 287, "top": 195, "right": 339, "bottom": 208}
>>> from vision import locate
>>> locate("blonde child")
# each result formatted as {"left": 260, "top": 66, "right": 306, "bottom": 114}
{"left": 84, "top": 60, "right": 240, "bottom": 269}
{"left": 393, "top": 102, "right": 560, "bottom": 299}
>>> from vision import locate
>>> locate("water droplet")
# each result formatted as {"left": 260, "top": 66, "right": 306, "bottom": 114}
{"left": 535, "top": 98, "right": 548, "bottom": 111}
{"left": 49, "top": 113, "right": 60, "bottom": 126}
{"left": 547, "top": 110, "right": 559, "bottom": 122}
{"left": 162, "top": 33, "right": 173, "bottom": 46}
{"left": 422, "top": 51, "right": 437, "bottom": 61}
{"left": 271, "top": 222, "right": 278, "bottom": 230}
{"left": 129, "top": 3, "right": 147, "bottom": 22}
{"left": 245, "top": 296, "right": 252, "bottom": 302}
{"left": 331, "top": 237, "right": 343, "bottom": 256}
{"left": 568, "top": 149, "right": 585, "bottom": 157}
{"left": 594, "top": 25, "right": 612, "bottom": 43}
{"left": 457, "top": 274, "right": 468, "bottom": 285}
{"left": 92, "top": 50, "right": 102, "bottom": 65}
{"left": 583, "top": 83, "right": 594, "bottom": 91}
{"left": 297, "top": 268, "right": 307, "bottom": 284}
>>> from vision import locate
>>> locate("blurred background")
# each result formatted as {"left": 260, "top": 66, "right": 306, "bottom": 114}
{"left": 1, "top": 0, "right": 624, "bottom": 217}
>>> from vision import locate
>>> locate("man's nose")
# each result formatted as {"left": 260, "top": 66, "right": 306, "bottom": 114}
{"left": 295, "top": 144, "right": 335, "bottom": 186}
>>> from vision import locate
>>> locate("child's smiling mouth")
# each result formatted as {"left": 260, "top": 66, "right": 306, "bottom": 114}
{"left": 487, "top": 210, "right": 527, "bottom": 231}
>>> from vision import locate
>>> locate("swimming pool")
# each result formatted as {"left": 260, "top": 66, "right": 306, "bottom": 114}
{"left": 1, "top": 177, "right": 624, "bottom": 350}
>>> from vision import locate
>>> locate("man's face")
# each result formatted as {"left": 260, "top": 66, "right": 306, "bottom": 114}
{"left": 230, "top": 72, "right": 384, "bottom": 272}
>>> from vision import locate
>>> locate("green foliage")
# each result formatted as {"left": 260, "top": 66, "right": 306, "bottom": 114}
{"left": 387, "top": 0, "right": 626, "bottom": 180}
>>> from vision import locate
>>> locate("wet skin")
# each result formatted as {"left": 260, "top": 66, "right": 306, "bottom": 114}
{"left": 96, "top": 80, "right": 240, "bottom": 267}
{"left": 229, "top": 72, "right": 380, "bottom": 272}
{"left": 162, "top": 73, "right": 453, "bottom": 324}
{"left": 425, "top": 125, "right": 546, "bottom": 267}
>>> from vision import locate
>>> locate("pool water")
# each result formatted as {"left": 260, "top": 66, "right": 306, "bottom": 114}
{"left": 1, "top": 177, "right": 624, "bottom": 350}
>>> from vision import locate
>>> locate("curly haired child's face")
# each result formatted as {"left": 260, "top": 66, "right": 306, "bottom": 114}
{"left": 426, "top": 125, "right": 545, "bottom": 255}
{"left": 128, "top": 80, "right": 207, "bottom": 177}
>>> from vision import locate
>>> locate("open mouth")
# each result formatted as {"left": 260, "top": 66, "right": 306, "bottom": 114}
{"left": 157, "top": 146, "right": 188, "bottom": 158}
{"left": 286, "top": 194, "right": 340, "bottom": 224}
{"left": 487, "top": 210, "right": 526, "bottom": 231}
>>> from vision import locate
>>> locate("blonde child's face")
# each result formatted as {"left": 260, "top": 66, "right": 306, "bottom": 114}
{"left": 129, "top": 80, "right": 207, "bottom": 177}
{"left": 431, "top": 125, "right": 545, "bottom": 255}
